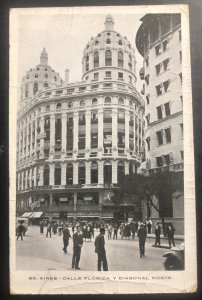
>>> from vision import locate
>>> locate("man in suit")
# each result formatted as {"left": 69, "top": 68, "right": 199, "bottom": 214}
{"left": 94, "top": 227, "right": 108, "bottom": 271}
{"left": 154, "top": 222, "right": 161, "bottom": 246}
{"left": 62, "top": 223, "right": 71, "bottom": 253}
{"left": 137, "top": 223, "right": 147, "bottom": 258}
{"left": 72, "top": 226, "right": 83, "bottom": 269}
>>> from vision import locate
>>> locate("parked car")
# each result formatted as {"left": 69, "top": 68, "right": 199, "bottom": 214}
{"left": 16, "top": 217, "right": 29, "bottom": 236}
{"left": 163, "top": 243, "right": 184, "bottom": 270}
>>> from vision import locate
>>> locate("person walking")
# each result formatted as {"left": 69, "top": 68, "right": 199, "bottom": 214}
{"left": 166, "top": 224, "right": 176, "bottom": 248}
{"left": 113, "top": 223, "right": 118, "bottom": 239}
{"left": 154, "top": 222, "right": 161, "bottom": 246}
{"left": 94, "top": 227, "right": 108, "bottom": 271}
{"left": 137, "top": 223, "right": 147, "bottom": 258}
{"left": 130, "top": 221, "right": 136, "bottom": 239}
{"left": 147, "top": 219, "right": 152, "bottom": 234}
{"left": 40, "top": 220, "right": 44, "bottom": 234}
{"left": 17, "top": 221, "right": 25, "bottom": 241}
{"left": 72, "top": 226, "right": 83, "bottom": 269}
{"left": 107, "top": 224, "right": 112, "bottom": 240}
{"left": 46, "top": 222, "right": 52, "bottom": 238}
{"left": 63, "top": 224, "right": 71, "bottom": 253}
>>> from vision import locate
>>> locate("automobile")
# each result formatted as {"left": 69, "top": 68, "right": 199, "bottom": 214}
{"left": 163, "top": 243, "right": 184, "bottom": 270}
{"left": 16, "top": 217, "right": 29, "bottom": 236}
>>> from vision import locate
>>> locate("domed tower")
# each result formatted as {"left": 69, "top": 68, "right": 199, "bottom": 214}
{"left": 20, "top": 48, "right": 63, "bottom": 107}
{"left": 82, "top": 15, "right": 137, "bottom": 85}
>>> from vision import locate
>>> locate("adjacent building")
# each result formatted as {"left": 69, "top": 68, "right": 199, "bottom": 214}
{"left": 136, "top": 14, "right": 184, "bottom": 233}
{"left": 16, "top": 15, "right": 145, "bottom": 223}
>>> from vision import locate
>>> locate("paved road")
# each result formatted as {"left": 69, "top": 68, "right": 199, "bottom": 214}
{"left": 16, "top": 226, "right": 179, "bottom": 271}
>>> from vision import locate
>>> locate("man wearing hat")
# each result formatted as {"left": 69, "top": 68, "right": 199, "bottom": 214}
{"left": 94, "top": 227, "right": 108, "bottom": 271}
{"left": 62, "top": 223, "right": 71, "bottom": 253}
{"left": 137, "top": 223, "right": 147, "bottom": 258}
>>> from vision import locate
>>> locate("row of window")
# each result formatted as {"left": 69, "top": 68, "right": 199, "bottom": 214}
{"left": 86, "top": 50, "right": 133, "bottom": 71}
{"left": 156, "top": 150, "right": 183, "bottom": 167}
{"left": 18, "top": 160, "right": 136, "bottom": 188}
{"left": 145, "top": 102, "right": 171, "bottom": 125}
{"left": 91, "top": 71, "right": 133, "bottom": 83}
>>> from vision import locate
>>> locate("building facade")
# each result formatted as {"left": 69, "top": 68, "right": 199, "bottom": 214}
{"left": 16, "top": 15, "right": 145, "bottom": 222}
{"left": 136, "top": 14, "right": 184, "bottom": 233}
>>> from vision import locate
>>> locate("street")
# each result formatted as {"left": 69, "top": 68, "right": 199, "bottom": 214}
{"left": 16, "top": 226, "right": 178, "bottom": 271}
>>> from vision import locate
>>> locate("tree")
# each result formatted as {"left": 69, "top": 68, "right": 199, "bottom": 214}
{"left": 119, "top": 170, "right": 183, "bottom": 235}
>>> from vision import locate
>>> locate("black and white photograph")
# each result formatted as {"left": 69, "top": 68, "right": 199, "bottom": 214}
{"left": 9, "top": 5, "right": 196, "bottom": 294}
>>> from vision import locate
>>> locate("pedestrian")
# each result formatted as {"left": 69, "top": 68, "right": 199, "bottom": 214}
{"left": 166, "top": 224, "right": 176, "bottom": 248}
{"left": 72, "top": 224, "right": 75, "bottom": 234}
{"left": 137, "top": 223, "right": 147, "bottom": 258}
{"left": 147, "top": 218, "right": 152, "bottom": 234}
{"left": 17, "top": 221, "right": 25, "bottom": 241}
{"left": 125, "top": 223, "right": 131, "bottom": 239}
{"left": 154, "top": 222, "right": 161, "bottom": 246}
{"left": 63, "top": 224, "right": 71, "bottom": 253}
{"left": 40, "top": 220, "right": 44, "bottom": 234}
{"left": 130, "top": 221, "right": 136, "bottom": 239}
{"left": 113, "top": 223, "right": 118, "bottom": 239}
{"left": 107, "top": 224, "right": 112, "bottom": 240}
{"left": 94, "top": 227, "right": 108, "bottom": 271}
{"left": 46, "top": 222, "right": 52, "bottom": 238}
{"left": 72, "top": 226, "right": 83, "bottom": 269}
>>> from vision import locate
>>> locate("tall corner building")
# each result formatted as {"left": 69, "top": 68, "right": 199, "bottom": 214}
{"left": 136, "top": 14, "right": 184, "bottom": 233}
{"left": 16, "top": 15, "right": 145, "bottom": 222}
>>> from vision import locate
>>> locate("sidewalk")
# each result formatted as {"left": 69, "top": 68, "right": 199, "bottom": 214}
{"left": 146, "top": 233, "right": 184, "bottom": 241}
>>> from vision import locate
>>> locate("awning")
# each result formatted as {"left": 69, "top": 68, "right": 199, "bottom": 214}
{"left": 21, "top": 212, "right": 33, "bottom": 218}
{"left": 30, "top": 212, "right": 43, "bottom": 218}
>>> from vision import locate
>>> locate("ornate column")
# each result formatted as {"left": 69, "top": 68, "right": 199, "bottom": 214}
{"left": 98, "top": 109, "right": 103, "bottom": 156}
{"left": 73, "top": 111, "right": 78, "bottom": 158}
{"left": 61, "top": 162, "right": 67, "bottom": 186}
{"left": 49, "top": 163, "right": 55, "bottom": 186}
{"left": 50, "top": 114, "right": 55, "bottom": 153}
{"left": 38, "top": 164, "right": 44, "bottom": 186}
{"left": 125, "top": 161, "right": 129, "bottom": 175}
{"left": 112, "top": 108, "right": 118, "bottom": 157}
{"left": 85, "top": 110, "right": 91, "bottom": 156}
{"left": 98, "top": 160, "right": 104, "bottom": 185}
{"left": 40, "top": 116, "right": 45, "bottom": 158}
{"left": 33, "top": 167, "right": 37, "bottom": 187}
{"left": 25, "top": 169, "right": 28, "bottom": 190}
{"left": 61, "top": 113, "right": 67, "bottom": 153}
{"left": 112, "top": 160, "right": 118, "bottom": 184}
{"left": 85, "top": 161, "right": 91, "bottom": 185}
{"left": 73, "top": 161, "right": 78, "bottom": 185}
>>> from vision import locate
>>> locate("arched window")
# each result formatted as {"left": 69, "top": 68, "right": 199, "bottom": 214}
{"left": 46, "top": 105, "right": 50, "bottom": 112}
{"left": 86, "top": 55, "right": 89, "bottom": 71}
{"left": 105, "top": 50, "right": 112, "bottom": 66}
{"left": 80, "top": 100, "right": 85, "bottom": 107}
{"left": 118, "top": 51, "right": 123, "bottom": 67}
{"left": 25, "top": 84, "right": 29, "bottom": 97}
{"left": 117, "top": 161, "right": 125, "bottom": 183}
{"left": 56, "top": 103, "right": 61, "bottom": 110}
{"left": 54, "top": 163, "right": 61, "bottom": 185}
{"left": 118, "top": 97, "right": 124, "bottom": 106}
{"left": 94, "top": 51, "right": 99, "bottom": 68}
{"left": 104, "top": 161, "right": 112, "bottom": 185}
{"left": 91, "top": 161, "right": 98, "bottom": 184}
{"left": 68, "top": 101, "right": 73, "bottom": 109}
{"left": 92, "top": 98, "right": 97, "bottom": 106}
{"left": 44, "top": 164, "right": 50, "bottom": 186}
{"left": 44, "top": 82, "right": 48, "bottom": 88}
{"left": 33, "top": 82, "right": 38, "bottom": 95}
{"left": 66, "top": 163, "right": 73, "bottom": 185}
{"left": 118, "top": 40, "right": 122, "bottom": 46}
{"left": 105, "top": 97, "right": 111, "bottom": 105}
{"left": 78, "top": 162, "right": 85, "bottom": 185}
{"left": 106, "top": 39, "right": 111, "bottom": 44}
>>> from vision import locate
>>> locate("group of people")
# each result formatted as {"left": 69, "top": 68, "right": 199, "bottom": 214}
{"left": 154, "top": 222, "right": 176, "bottom": 248}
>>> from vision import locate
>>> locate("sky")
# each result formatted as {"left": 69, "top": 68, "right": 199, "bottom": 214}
{"left": 15, "top": 8, "right": 144, "bottom": 96}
